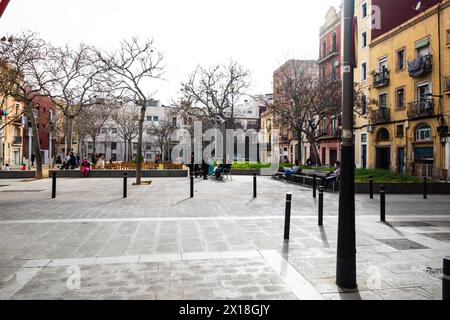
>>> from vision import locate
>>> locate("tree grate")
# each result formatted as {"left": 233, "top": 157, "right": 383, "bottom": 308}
{"left": 419, "top": 233, "right": 450, "bottom": 242}
{"left": 377, "top": 238, "right": 430, "bottom": 250}
{"left": 387, "top": 221, "right": 434, "bottom": 227}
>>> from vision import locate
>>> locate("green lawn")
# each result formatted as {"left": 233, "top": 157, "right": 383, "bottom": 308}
{"left": 232, "top": 162, "right": 423, "bottom": 183}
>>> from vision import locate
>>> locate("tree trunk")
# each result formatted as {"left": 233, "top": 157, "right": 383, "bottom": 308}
{"left": 297, "top": 130, "right": 303, "bottom": 165}
{"left": 136, "top": 104, "right": 146, "bottom": 185}
{"left": 308, "top": 136, "right": 322, "bottom": 167}
{"left": 66, "top": 117, "right": 74, "bottom": 153}
{"left": 92, "top": 136, "right": 97, "bottom": 154}
{"left": 27, "top": 101, "right": 43, "bottom": 179}
{"left": 128, "top": 140, "right": 132, "bottom": 162}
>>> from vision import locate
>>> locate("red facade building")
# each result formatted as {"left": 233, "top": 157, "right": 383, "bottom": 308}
{"left": 22, "top": 96, "right": 56, "bottom": 165}
{"left": 317, "top": 6, "right": 342, "bottom": 167}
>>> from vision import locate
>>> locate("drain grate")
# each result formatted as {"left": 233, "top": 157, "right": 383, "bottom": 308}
{"left": 419, "top": 233, "right": 450, "bottom": 242}
{"left": 377, "top": 238, "right": 430, "bottom": 250}
{"left": 387, "top": 221, "right": 434, "bottom": 227}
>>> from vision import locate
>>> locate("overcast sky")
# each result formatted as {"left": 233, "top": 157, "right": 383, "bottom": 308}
{"left": 0, "top": 0, "right": 342, "bottom": 104}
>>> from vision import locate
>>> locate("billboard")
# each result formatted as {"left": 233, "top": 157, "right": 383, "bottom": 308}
{"left": 0, "top": 0, "right": 10, "bottom": 18}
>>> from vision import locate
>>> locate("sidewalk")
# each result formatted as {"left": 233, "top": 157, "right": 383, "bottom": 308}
{"left": 0, "top": 176, "right": 448, "bottom": 300}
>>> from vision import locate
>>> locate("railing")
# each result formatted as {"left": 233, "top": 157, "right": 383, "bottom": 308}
{"left": 103, "top": 161, "right": 183, "bottom": 170}
{"left": 375, "top": 108, "right": 390, "bottom": 122}
{"left": 407, "top": 99, "right": 434, "bottom": 118}
{"left": 408, "top": 54, "right": 433, "bottom": 78}
{"left": 317, "top": 128, "right": 340, "bottom": 138}
{"left": 372, "top": 69, "right": 390, "bottom": 88}
{"left": 13, "top": 136, "right": 23, "bottom": 144}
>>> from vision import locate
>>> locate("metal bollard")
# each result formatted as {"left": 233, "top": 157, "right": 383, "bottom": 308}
{"left": 123, "top": 172, "right": 128, "bottom": 198}
{"left": 313, "top": 175, "right": 317, "bottom": 198}
{"left": 423, "top": 177, "right": 428, "bottom": 200}
{"left": 253, "top": 172, "right": 257, "bottom": 198}
{"left": 318, "top": 186, "right": 324, "bottom": 226}
{"left": 369, "top": 176, "right": 374, "bottom": 199}
{"left": 444, "top": 256, "right": 450, "bottom": 300}
{"left": 380, "top": 185, "right": 386, "bottom": 222}
{"left": 51, "top": 171, "right": 57, "bottom": 199}
{"left": 284, "top": 193, "right": 292, "bottom": 240}
{"left": 190, "top": 174, "right": 194, "bottom": 198}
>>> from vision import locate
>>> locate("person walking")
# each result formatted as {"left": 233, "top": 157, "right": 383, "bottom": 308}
{"left": 31, "top": 154, "right": 35, "bottom": 167}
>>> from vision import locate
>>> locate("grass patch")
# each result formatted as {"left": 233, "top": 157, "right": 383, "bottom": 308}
{"left": 234, "top": 162, "right": 423, "bottom": 183}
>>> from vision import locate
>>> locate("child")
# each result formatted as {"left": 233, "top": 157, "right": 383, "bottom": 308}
{"left": 21, "top": 164, "right": 27, "bottom": 171}
{"left": 80, "top": 158, "right": 91, "bottom": 177}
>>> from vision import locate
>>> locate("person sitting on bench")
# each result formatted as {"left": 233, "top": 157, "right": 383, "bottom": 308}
{"left": 323, "top": 161, "right": 341, "bottom": 190}
{"left": 284, "top": 161, "right": 300, "bottom": 178}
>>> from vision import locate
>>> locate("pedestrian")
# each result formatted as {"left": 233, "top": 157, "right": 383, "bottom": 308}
{"left": 322, "top": 161, "right": 341, "bottom": 190}
{"left": 31, "top": 154, "right": 35, "bottom": 167}
{"left": 80, "top": 158, "right": 91, "bottom": 177}
{"left": 21, "top": 163, "right": 27, "bottom": 171}
{"left": 69, "top": 152, "right": 78, "bottom": 169}
{"left": 96, "top": 154, "right": 105, "bottom": 170}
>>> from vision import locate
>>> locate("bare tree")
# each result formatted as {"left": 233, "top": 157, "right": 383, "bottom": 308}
{"left": 76, "top": 100, "right": 115, "bottom": 155}
{"left": 0, "top": 32, "right": 53, "bottom": 178}
{"left": 97, "top": 38, "right": 164, "bottom": 184}
{"left": 113, "top": 105, "right": 140, "bottom": 162}
{"left": 178, "top": 60, "right": 250, "bottom": 162}
{"left": 41, "top": 43, "right": 109, "bottom": 155}
{"left": 147, "top": 120, "right": 173, "bottom": 162}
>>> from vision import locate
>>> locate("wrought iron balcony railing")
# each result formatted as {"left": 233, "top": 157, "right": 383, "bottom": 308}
{"left": 372, "top": 69, "right": 390, "bottom": 88}
{"left": 375, "top": 108, "right": 390, "bottom": 123}
{"left": 407, "top": 98, "right": 434, "bottom": 118}
{"left": 317, "top": 127, "right": 341, "bottom": 139}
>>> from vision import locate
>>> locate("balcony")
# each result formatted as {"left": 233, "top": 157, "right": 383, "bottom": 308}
{"left": 372, "top": 69, "right": 390, "bottom": 88}
{"left": 407, "top": 99, "right": 434, "bottom": 118}
{"left": 375, "top": 108, "right": 390, "bottom": 123}
{"left": 13, "top": 136, "right": 23, "bottom": 144}
{"left": 408, "top": 54, "right": 433, "bottom": 78}
{"left": 317, "top": 128, "right": 341, "bottom": 139}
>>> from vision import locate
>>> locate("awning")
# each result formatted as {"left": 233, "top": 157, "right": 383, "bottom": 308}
{"left": 415, "top": 38, "right": 430, "bottom": 49}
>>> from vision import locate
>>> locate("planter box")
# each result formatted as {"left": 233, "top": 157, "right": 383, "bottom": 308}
{"left": 0, "top": 171, "right": 36, "bottom": 179}
{"left": 49, "top": 170, "right": 188, "bottom": 178}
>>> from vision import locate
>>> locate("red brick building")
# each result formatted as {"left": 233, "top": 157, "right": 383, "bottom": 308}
{"left": 317, "top": 6, "right": 342, "bottom": 166}
{"left": 23, "top": 96, "right": 56, "bottom": 165}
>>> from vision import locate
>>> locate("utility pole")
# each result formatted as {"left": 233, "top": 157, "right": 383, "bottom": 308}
{"left": 336, "top": 0, "right": 357, "bottom": 290}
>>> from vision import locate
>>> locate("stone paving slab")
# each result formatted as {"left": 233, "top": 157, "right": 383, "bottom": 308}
{"left": 0, "top": 177, "right": 449, "bottom": 300}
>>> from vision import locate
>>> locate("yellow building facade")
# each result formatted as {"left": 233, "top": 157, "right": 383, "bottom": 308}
{"left": 367, "top": 0, "right": 450, "bottom": 179}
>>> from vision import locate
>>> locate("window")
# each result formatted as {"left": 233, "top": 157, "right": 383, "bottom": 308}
{"left": 361, "top": 133, "right": 367, "bottom": 143}
{"left": 415, "top": 38, "right": 430, "bottom": 57}
{"left": 133, "top": 142, "right": 138, "bottom": 150}
{"left": 88, "top": 142, "right": 93, "bottom": 150}
{"left": 377, "top": 128, "right": 390, "bottom": 142}
{"left": 396, "top": 88, "right": 405, "bottom": 109}
{"left": 172, "top": 117, "right": 177, "bottom": 127}
{"left": 112, "top": 115, "right": 118, "bottom": 121}
{"left": 396, "top": 125, "right": 404, "bottom": 138}
{"left": 417, "top": 82, "right": 431, "bottom": 100}
{"left": 361, "top": 94, "right": 367, "bottom": 115}
{"left": 111, "top": 142, "right": 117, "bottom": 150}
{"left": 378, "top": 57, "right": 388, "bottom": 72}
{"left": 396, "top": 48, "right": 405, "bottom": 71}
{"left": 447, "top": 29, "right": 450, "bottom": 45}
{"left": 101, "top": 128, "right": 108, "bottom": 134}
{"left": 415, "top": 124, "right": 432, "bottom": 141}
{"left": 153, "top": 116, "right": 159, "bottom": 122}
{"left": 362, "top": 3, "right": 368, "bottom": 18}
{"left": 147, "top": 116, "right": 152, "bottom": 122}
{"left": 331, "top": 33, "right": 337, "bottom": 52}
{"left": 322, "top": 66, "right": 326, "bottom": 80}
{"left": 361, "top": 62, "right": 367, "bottom": 81}
{"left": 379, "top": 93, "right": 388, "bottom": 108}
{"left": 111, "top": 128, "right": 117, "bottom": 134}
{"left": 361, "top": 31, "right": 367, "bottom": 48}
{"left": 322, "top": 40, "right": 327, "bottom": 58}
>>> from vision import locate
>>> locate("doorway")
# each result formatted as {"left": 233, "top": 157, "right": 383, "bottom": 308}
{"left": 397, "top": 148, "right": 405, "bottom": 174}
{"left": 376, "top": 147, "right": 390, "bottom": 170}
{"left": 362, "top": 145, "right": 367, "bottom": 169}
{"left": 329, "top": 149, "right": 338, "bottom": 167}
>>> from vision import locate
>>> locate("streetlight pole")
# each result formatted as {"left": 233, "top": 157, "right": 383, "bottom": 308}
{"left": 336, "top": 0, "right": 357, "bottom": 290}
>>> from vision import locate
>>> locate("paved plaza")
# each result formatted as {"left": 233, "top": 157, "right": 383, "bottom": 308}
{"left": 0, "top": 176, "right": 449, "bottom": 300}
